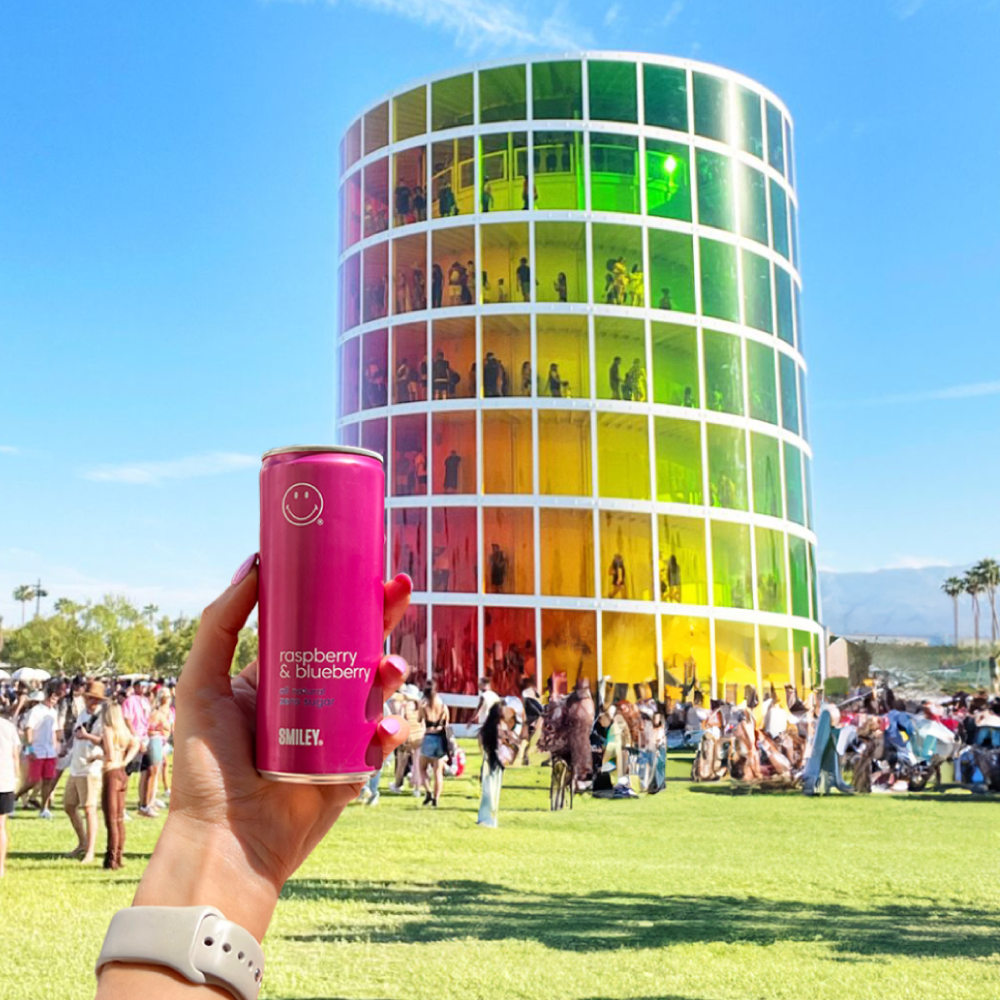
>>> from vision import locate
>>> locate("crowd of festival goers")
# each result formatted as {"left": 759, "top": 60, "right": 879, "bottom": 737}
{"left": 0, "top": 676, "right": 174, "bottom": 876}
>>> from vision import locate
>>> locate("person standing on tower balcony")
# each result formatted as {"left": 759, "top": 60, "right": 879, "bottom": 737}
{"left": 609, "top": 554, "right": 627, "bottom": 599}
{"left": 609, "top": 356, "right": 622, "bottom": 399}
{"left": 443, "top": 450, "right": 462, "bottom": 493}
{"left": 516, "top": 257, "right": 531, "bottom": 301}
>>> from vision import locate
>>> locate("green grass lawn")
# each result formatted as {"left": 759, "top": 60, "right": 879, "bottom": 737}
{"left": 2, "top": 748, "right": 998, "bottom": 1000}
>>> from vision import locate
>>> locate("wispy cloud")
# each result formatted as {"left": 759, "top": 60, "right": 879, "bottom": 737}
{"left": 662, "top": 0, "right": 684, "bottom": 27}
{"left": 820, "top": 378, "right": 1000, "bottom": 409}
{"left": 893, "top": 0, "right": 929, "bottom": 18}
{"left": 603, "top": 2, "right": 621, "bottom": 27}
{"left": 0, "top": 445, "right": 18, "bottom": 454}
{"left": 84, "top": 452, "right": 258, "bottom": 485}
{"left": 271, "top": 0, "right": 589, "bottom": 51}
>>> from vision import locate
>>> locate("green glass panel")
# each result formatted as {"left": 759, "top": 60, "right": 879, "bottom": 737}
{"left": 479, "top": 133, "right": 527, "bottom": 213}
{"left": 756, "top": 527, "right": 787, "bottom": 613}
{"left": 766, "top": 101, "right": 785, "bottom": 174}
{"left": 696, "top": 150, "right": 734, "bottom": 232}
{"left": 533, "top": 130, "right": 585, "bottom": 210}
{"left": 643, "top": 64, "right": 688, "bottom": 131}
{"left": 596, "top": 316, "right": 646, "bottom": 401}
{"left": 432, "top": 74, "right": 474, "bottom": 131}
{"left": 479, "top": 65, "right": 526, "bottom": 123}
{"left": 654, "top": 417, "right": 703, "bottom": 505}
{"left": 693, "top": 72, "right": 729, "bottom": 143}
{"left": 590, "top": 132, "right": 640, "bottom": 214}
{"left": 699, "top": 239, "right": 739, "bottom": 323}
{"left": 645, "top": 139, "right": 691, "bottom": 221}
{"left": 794, "top": 285, "right": 803, "bottom": 353}
{"left": 799, "top": 368, "right": 809, "bottom": 440}
{"left": 712, "top": 521, "right": 752, "bottom": 609}
{"left": 770, "top": 179, "right": 789, "bottom": 259}
{"left": 594, "top": 223, "right": 644, "bottom": 307}
{"left": 789, "top": 536, "right": 810, "bottom": 618}
{"left": 780, "top": 354, "right": 799, "bottom": 434}
{"left": 809, "top": 543, "right": 819, "bottom": 622}
{"left": 775, "top": 267, "right": 794, "bottom": 345}
{"left": 532, "top": 60, "right": 583, "bottom": 120}
{"left": 742, "top": 249, "right": 773, "bottom": 334}
{"left": 536, "top": 222, "right": 587, "bottom": 303}
{"left": 649, "top": 230, "right": 695, "bottom": 314}
{"left": 804, "top": 456, "right": 815, "bottom": 530}
{"left": 785, "top": 118, "right": 796, "bottom": 188}
{"left": 752, "top": 432, "right": 782, "bottom": 517}
{"left": 748, "top": 340, "right": 778, "bottom": 424}
{"left": 703, "top": 329, "right": 743, "bottom": 415}
{"left": 652, "top": 323, "right": 699, "bottom": 407}
{"left": 737, "top": 85, "right": 763, "bottom": 158}
{"left": 588, "top": 60, "right": 637, "bottom": 123}
{"left": 738, "top": 163, "right": 768, "bottom": 245}
{"left": 789, "top": 198, "right": 799, "bottom": 269}
{"left": 784, "top": 441, "right": 804, "bottom": 525}
{"left": 597, "top": 414, "right": 650, "bottom": 500}
{"left": 707, "top": 424, "right": 748, "bottom": 510}
{"left": 393, "top": 86, "right": 426, "bottom": 142}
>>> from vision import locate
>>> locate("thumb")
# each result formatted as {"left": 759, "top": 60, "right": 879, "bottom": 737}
{"left": 178, "top": 554, "right": 259, "bottom": 697}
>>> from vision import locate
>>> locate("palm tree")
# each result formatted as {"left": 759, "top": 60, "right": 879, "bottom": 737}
{"left": 974, "top": 558, "right": 1000, "bottom": 646}
{"left": 964, "top": 568, "right": 984, "bottom": 652}
{"left": 142, "top": 604, "right": 159, "bottom": 628}
{"left": 942, "top": 576, "right": 964, "bottom": 649}
{"left": 12, "top": 585, "right": 34, "bottom": 625}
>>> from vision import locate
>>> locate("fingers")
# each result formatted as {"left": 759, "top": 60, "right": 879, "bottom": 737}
{"left": 178, "top": 555, "right": 259, "bottom": 698}
{"left": 383, "top": 574, "right": 412, "bottom": 640}
{"left": 378, "top": 654, "right": 409, "bottom": 699}
{"left": 376, "top": 715, "right": 409, "bottom": 758}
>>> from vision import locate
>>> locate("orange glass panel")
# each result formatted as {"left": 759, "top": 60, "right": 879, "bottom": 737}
{"left": 433, "top": 604, "right": 477, "bottom": 696}
{"left": 538, "top": 410, "right": 592, "bottom": 495}
{"left": 432, "top": 507, "right": 477, "bottom": 593}
{"left": 392, "top": 413, "right": 427, "bottom": 497}
{"left": 484, "top": 607, "right": 536, "bottom": 697}
{"left": 482, "top": 411, "right": 532, "bottom": 494}
{"left": 539, "top": 508, "right": 594, "bottom": 597}
{"left": 431, "top": 317, "right": 475, "bottom": 399}
{"left": 600, "top": 511, "right": 654, "bottom": 601}
{"left": 541, "top": 609, "right": 597, "bottom": 699}
{"left": 482, "top": 507, "right": 534, "bottom": 595}
{"left": 432, "top": 411, "right": 476, "bottom": 494}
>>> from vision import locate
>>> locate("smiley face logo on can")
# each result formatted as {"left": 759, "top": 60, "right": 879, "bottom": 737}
{"left": 282, "top": 483, "right": 324, "bottom": 526}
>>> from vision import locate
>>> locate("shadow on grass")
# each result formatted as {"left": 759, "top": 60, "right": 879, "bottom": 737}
{"left": 280, "top": 878, "right": 999, "bottom": 961}
{"left": 9, "top": 850, "right": 152, "bottom": 860}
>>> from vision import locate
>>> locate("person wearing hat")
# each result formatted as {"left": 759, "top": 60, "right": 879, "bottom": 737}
{"left": 63, "top": 680, "right": 108, "bottom": 863}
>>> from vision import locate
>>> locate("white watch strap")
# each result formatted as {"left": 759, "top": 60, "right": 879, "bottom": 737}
{"left": 96, "top": 906, "right": 264, "bottom": 1000}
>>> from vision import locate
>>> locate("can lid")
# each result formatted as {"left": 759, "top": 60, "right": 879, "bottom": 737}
{"left": 261, "top": 445, "right": 384, "bottom": 463}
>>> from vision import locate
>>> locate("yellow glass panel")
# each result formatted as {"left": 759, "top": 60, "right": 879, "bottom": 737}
{"left": 760, "top": 625, "right": 792, "bottom": 695}
{"left": 602, "top": 612, "right": 656, "bottom": 699}
{"left": 600, "top": 511, "right": 654, "bottom": 601}
{"left": 715, "top": 620, "right": 758, "bottom": 698}
{"left": 661, "top": 615, "right": 711, "bottom": 700}
{"left": 597, "top": 413, "right": 650, "bottom": 500}
{"left": 482, "top": 507, "right": 534, "bottom": 595}
{"left": 538, "top": 411, "right": 592, "bottom": 495}
{"left": 755, "top": 527, "right": 788, "bottom": 614}
{"left": 539, "top": 508, "right": 594, "bottom": 597}
{"left": 541, "top": 609, "right": 597, "bottom": 699}
{"left": 537, "top": 315, "right": 589, "bottom": 398}
{"left": 658, "top": 515, "right": 708, "bottom": 605}
{"left": 595, "top": 315, "right": 646, "bottom": 401}
{"left": 482, "top": 315, "right": 531, "bottom": 398}
{"left": 535, "top": 222, "right": 588, "bottom": 303}
{"left": 480, "top": 222, "right": 529, "bottom": 306}
{"left": 654, "top": 417, "right": 702, "bottom": 505}
{"left": 711, "top": 521, "right": 752, "bottom": 609}
{"left": 482, "top": 411, "right": 533, "bottom": 494}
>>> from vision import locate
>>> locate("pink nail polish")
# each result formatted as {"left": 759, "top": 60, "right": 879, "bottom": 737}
{"left": 379, "top": 717, "right": 401, "bottom": 737}
{"left": 231, "top": 552, "right": 259, "bottom": 587}
{"left": 383, "top": 654, "right": 407, "bottom": 677}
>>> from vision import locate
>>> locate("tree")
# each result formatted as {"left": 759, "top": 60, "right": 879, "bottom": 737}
{"left": 942, "top": 576, "right": 964, "bottom": 649}
{"left": 231, "top": 626, "right": 259, "bottom": 674}
{"left": 974, "top": 558, "right": 1000, "bottom": 647}
{"left": 964, "top": 568, "right": 984, "bottom": 652}
{"left": 154, "top": 615, "right": 199, "bottom": 677}
{"left": 142, "top": 604, "right": 160, "bottom": 627}
{"left": 13, "top": 585, "right": 34, "bottom": 626}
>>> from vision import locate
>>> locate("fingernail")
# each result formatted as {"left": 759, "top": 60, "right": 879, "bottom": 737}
{"left": 383, "top": 655, "right": 407, "bottom": 678}
{"left": 231, "top": 552, "right": 259, "bottom": 587}
{"left": 394, "top": 573, "right": 413, "bottom": 590}
{"left": 379, "top": 717, "right": 401, "bottom": 737}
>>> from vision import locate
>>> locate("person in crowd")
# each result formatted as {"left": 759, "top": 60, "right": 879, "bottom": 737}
{"left": 659, "top": 287, "right": 673, "bottom": 310}
{"left": 477, "top": 701, "right": 513, "bottom": 828}
{"left": 0, "top": 704, "right": 19, "bottom": 878}
{"left": 516, "top": 256, "right": 531, "bottom": 301}
{"left": 520, "top": 360, "right": 532, "bottom": 396}
{"left": 475, "top": 676, "right": 500, "bottom": 726}
{"left": 609, "top": 553, "right": 627, "bottom": 599}
{"left": 447, "top": 260, "right": 464, "bottom": 306}
{"left": 488, "top": 543, "right": 509, "bottom": 592}
{"left": 483, "top": 351, "right": 500, "bottom": 397}
{"left": 431, "top": 263, "right": 444, "bottom": 308}
{"left": 628, "top": 264, "right": 644, "bottom": 306}
{"left": 609, "top": 356, "right": 622, "bottom": 399}
{"left": 443, "top": 449, "right": 462, "bottom": 493}
{"left": 519, "top": 673, "right": 544, "bottom": 766}
{"left": 547, "top": 362, "right": 565, "bottom": 398}
{"left": 624, "top": 358, "right": 646, "bottom": 402}
{"left": 432, "top": 350, "right": 451, "bottom": 399}
{"left": 481, "top": 179, "right": 493, "bottom": 213}
{"left": 460, "top": 262, "right": 474, "bottom": 305}
{"left": 553, "top": 271, "right": 568, "bottom": 302}
{"left": 390, "top": 685, "right": 425, "bottom": 796}
{"left": 63, "top": 680, "right": 108, "bottom": 863}
{"left": 394, "top": 180, "right": 411, "bottom": 225}
{"left": 496, "top": 277, "right": 508, "bottom": 302}
{"left": 685, "top": 690, "right": 710, "bottom": 734}
{"left": 100, "top": 699, "right": 141, "bottom": 870}
{"left": 667, "top": 554, "right": 682, "bottom": 602}
{"left": 123, "top": 681, "right": 151, "bottom": 813}
{"left": 417, "top": 681, "right": 449, "bottom": 807}
{"left": 682, "top": 385, "right": 694, "bottom": 407}
{"left": 396, "top": 357, "right": 414, "bottom": 402}
{"left": 139, "top": 688, "right": 173, "bottom": 818}
{"left": 414, "top": 449, "right": 427, "bottom": 491}
{"left": 413, "top": 184, "right": 427, "bottom": 221}
{"left": 15, "top": 683, "right": 62, "bottom": 817}
{"left": 522, "top": 175, "right": 537, "bottom": 210}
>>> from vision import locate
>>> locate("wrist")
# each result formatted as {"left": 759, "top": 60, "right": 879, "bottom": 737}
{"left": 133, "top": 815, "right": 279, "bottom": 942}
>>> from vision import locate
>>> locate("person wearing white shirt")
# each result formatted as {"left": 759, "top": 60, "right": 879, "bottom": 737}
{"left": 16, "top": 684, "right": 62, "bottom": 818}
{"left": 475, "top": 677, "right": 501, "bottom": 726}
{"left": 63, "top": 680, "right": 108, "bottom": 863}
{"left": 0, "top": 709, "right": 21, "bottom": 877}
{"left": 684, "top": 691, "right": 710, "bottom": 733}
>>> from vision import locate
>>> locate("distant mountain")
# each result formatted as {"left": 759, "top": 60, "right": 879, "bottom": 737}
{"left": 818, "top": 565, "right": 969, "bottom": 643}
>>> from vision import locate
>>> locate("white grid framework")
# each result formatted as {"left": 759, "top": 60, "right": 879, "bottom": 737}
{"left": 335, "top": 52, "right": 824, "bottom": 704}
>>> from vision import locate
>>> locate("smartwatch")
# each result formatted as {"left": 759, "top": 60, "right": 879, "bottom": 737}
{"left": 96, "top": 906, "right": 264, "bottom": 1000}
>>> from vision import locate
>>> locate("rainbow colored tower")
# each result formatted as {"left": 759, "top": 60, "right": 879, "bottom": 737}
{"left": 337, "top": 52, "right": 822, "bottom": 711}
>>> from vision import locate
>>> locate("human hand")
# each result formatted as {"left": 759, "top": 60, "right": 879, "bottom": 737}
{"left": 130, "top": 558, "right": 412, "bottom": 939}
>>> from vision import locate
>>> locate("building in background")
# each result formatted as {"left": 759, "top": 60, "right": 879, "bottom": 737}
{"left": 337, "top": 52, "right": 822, "bottom": 714}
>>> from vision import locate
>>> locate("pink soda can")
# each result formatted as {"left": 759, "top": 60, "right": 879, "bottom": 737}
{"left": 256, "top": 445, "right": 386, "bottom": 783}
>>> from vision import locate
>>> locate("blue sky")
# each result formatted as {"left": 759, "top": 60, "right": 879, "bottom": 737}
{"left": 2, "top": 0, "right": 999, "bottom": 624}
